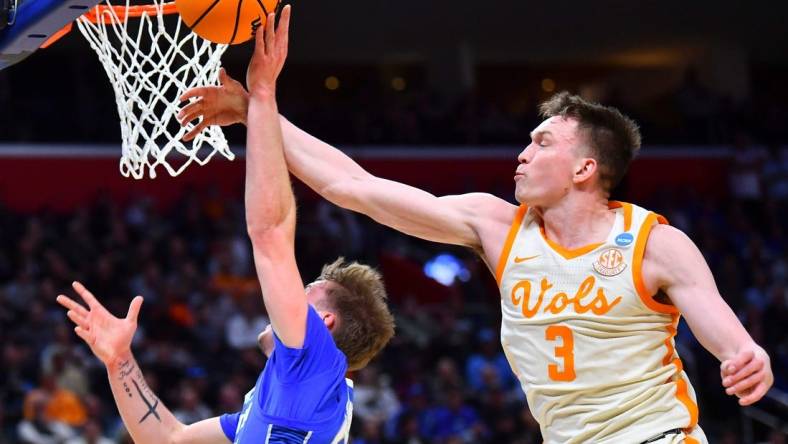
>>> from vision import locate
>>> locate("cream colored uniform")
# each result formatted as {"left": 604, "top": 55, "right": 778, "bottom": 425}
{"left": 496, "top": 201, "right": 708, "bottom": 444}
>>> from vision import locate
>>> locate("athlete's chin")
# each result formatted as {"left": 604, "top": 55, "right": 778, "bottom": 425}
{"left": 514, "top": 188, "right": 534, "bottom": 206}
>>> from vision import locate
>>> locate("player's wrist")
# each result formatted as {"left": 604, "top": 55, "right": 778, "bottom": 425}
{"left": 239, "top": 93, "right": 250, "bottom": 125}
{"left": 105, "top": 349, "right": 134, "bottom": 371}
{"left": 249, "top": 85, "right": 276, "bottom": 102}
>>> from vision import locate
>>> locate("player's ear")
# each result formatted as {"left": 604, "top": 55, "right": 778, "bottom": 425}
{"left": 573, "top": 157, "right": 597, "bottom": 184}
{"left": 321, "top": 311, "right": 337, "bottom": 331}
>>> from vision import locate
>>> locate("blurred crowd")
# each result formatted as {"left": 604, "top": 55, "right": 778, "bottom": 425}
{"left": 2, "top": 60, "right": 788, "bottom": 149}
{"left": 0, "top": 145, "right": 786, "bottom": 444}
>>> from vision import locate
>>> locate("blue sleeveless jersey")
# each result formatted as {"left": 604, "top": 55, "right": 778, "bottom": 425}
{"left": 220, "top": 306, "right": 354, "bottom": 443}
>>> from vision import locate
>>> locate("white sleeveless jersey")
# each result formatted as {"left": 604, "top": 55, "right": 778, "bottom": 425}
{"left": 496, "top": 201, "right": 708, "bottom": 444}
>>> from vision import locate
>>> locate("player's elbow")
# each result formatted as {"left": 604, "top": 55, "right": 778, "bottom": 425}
{"left": 246, "top": 200, "right": 296, "bottom": 240}
{"left": 247, "top": 211, "right": 295, "bottom": 244}
{"left": 247, "top": 222, "right": 293, "bottom": 248}
{"left": 322, "top": 174, "right": 373, "bottom": 211}
{"left": 166, "top": 422, "right": 188, "bottom": 444}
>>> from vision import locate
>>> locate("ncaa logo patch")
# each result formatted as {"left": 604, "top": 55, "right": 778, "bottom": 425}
{"left": 593, "top": 248, "right": 627, "bottom": 276}
{"left": 615, "top": 232, "right": 634, "bottom": 247}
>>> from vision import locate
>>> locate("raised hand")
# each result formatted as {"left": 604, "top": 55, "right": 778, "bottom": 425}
{"left": 56, "top": 281, "right": 143, "bottom": 367}
{"left": 177, "top": 68, "right": 250, "bottom": 141}
{"left": 720, "top": 345, "right": 773, "bottom": 406}
{"left": 246, "top": 4, "right": 291, "bottom": 98}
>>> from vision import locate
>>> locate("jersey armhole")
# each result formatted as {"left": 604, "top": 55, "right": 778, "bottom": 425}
{"left": 632, "top": 211, "right": 679, "bottom": 314}
{"left": 495, "top": 204, "right": 528, "bottom": 286}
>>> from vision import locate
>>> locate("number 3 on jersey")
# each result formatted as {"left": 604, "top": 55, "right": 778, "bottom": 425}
{"left": 546, "top": 325, "right": 576, "bottom": 381}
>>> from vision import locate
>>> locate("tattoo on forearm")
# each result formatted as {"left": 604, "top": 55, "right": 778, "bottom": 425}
{"left": 131, "top": 379, "right": 161, "bottom": 423}
{"left": 123, "top": 382, "right": 132, "bottom": 398}
{"left": 118, "top": 360, "right": 134, "bottom": 379}
{"left": 134, "top": 369, "right": 156, "bottom": 399}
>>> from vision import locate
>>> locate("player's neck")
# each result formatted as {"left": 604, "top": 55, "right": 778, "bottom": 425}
{"left": 535, "top": 193, "right": 613, "bottom": 250}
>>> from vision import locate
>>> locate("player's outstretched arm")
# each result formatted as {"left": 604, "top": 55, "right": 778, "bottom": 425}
{"left": 56, "top": 282, "right": 229, "bottom": 444}
{"left": 643, "top": 225, "right": 774, "bottom": 406}
{"left": 278, "top": 117, "right": 516, "bottom": 250}
{"left": 244, "top": 6, "right": 310, "bottom": 348}
{"left": 178, "top": 72, "right": 515, "bottom": 251}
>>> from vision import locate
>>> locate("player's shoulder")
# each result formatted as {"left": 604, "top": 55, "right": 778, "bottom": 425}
{"left": 642, "top": 223, "right": 698, "bottom": 270}
{"left": 647, "top": 223, "right": 693, "bottom": 248}
{"left": 457, "top": 192, "right": 519, "bottom": 223}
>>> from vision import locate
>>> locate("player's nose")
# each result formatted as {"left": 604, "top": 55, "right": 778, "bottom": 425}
{"left": 517, "top": 145, "right": 532, "bottom": 164}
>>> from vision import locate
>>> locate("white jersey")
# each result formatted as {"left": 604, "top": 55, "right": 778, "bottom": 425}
{"left": 496, "top": 201, "right": 707, "bottom": 444}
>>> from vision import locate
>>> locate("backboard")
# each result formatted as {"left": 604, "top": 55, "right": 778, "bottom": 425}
{"left": 0, "top": 0, "right": 102, "bottom": 70}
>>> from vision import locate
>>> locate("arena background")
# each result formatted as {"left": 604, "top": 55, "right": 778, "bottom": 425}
{"left": 0, "top": 0, "right": 787, "bottom": 442}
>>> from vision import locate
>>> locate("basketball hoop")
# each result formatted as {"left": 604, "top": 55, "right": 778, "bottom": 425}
{"left": 75, "top": 0, "right": 233, "bottom": 178}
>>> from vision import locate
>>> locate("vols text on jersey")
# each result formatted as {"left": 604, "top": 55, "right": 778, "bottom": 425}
{"left": 509, "top": 275, "right": 623, "bottom": 318}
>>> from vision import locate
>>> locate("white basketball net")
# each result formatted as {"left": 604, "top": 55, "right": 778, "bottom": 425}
{"left": 76, "top": 0, "right": 234, "bottom": 179}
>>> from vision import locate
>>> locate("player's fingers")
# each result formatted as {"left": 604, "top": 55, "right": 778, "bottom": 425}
{"left": 179, "top": 87, "right": 212, "bottom": 102}
{"left": 72, "top": 281, "right": 100, "bottom": 310}
{"left": 728, "top": 349, "right": 755, "bottom": 374}
{"left": 723, "top": 358, "right": 764, "bottom": 387}
{"left": 56, "top": 295, "right": 89, "bottom": 317}
{"left": 178, "top": 109, "right": 204, "bottom": 126}
{"left": 66, "top": 309, "right": 87, "bottom": 327}
{"left": 182, "top": 122, "right": 209, "bottom": 141}
{"left": 720, "top": 359, "right": 731, "bottom": 377}
{"left": 253, "top": 15, "right": 266, "bottom": 56}
{"left": 125, "top": 296, "right": 144, "bottom": 323}
{"left": 264, "top": 12, "right": 276, "bottom": 55}
{"left": 74, "top": 326, "right": 94, "bottom": 345}
{"left": 726, "top": 370, "right": 763, "bottom": 396}
{"left": 738, "top": 383, "right": 768, "bottom": 406}
{"left": 218, "top": 68, "right": 230, "bottom": 84}
{"left": 277, "top": 5, "right": 291, "bottom": 51}
{"left": 177, "top": 103, "right": 203, "bottom": 124}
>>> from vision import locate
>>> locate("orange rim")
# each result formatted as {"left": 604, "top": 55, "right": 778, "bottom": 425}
{"left": 80, "top": 2, "right": 178, "bottom": 23}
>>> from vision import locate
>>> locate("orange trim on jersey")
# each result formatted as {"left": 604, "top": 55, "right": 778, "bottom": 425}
{"left": 662, "top": 313, "right": 700, "bottom": 432}
{"left": 632, "top": 212, "right": 678, "bottom": 314}
{"left": 496, "top": 204, "right": 528, "bottom": 285}
{"left": 676, "top": 377, "right": 699, "bottom": 429}
{"left": 538, "top": 201, "right": 631, "bottom": 260}
{"left": 607, "top": 201, "right": 633, "bottom": 232}
{"left": 539, "top": 225, "right": 604, "bottom": 260}
{"left": 684, "top": 435, "right": 700, "bottom": 444}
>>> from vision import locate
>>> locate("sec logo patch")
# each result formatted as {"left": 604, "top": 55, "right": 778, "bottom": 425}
{"left": 593, "top": 248, "right": 627, "bottom": 276}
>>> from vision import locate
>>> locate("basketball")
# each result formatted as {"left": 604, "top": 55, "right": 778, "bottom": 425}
{"left": 175, "top": 0, "right": 279, "bottom": 45}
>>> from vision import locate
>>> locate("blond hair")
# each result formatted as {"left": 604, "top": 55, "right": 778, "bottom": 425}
{"left": 317, "top": 258, "right": 395, "bottom": 371}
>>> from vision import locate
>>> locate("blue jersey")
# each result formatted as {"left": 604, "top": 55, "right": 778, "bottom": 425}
{"left": 220, "top": 306, "right": 354, "bottom": 443}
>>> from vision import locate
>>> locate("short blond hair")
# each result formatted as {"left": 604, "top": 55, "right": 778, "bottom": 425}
{"left": 317, "top": 258, "right": 395, "bottom": 371}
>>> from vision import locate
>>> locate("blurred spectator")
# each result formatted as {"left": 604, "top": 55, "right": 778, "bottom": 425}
{"left": 465, "top": 329, "right": 516, "bottom": 393}
{"left": 40, "top": 324, "right": 90, "bottom": 398}
{"left": 216, "top": 382, "right": 243, "bottom": 414}
{"left": 729, "top": 132, "right": 767, "bottom": 202}
{"left": 22, "top": 374, "right": 87, "bottom": 428}
{"left": 422, "top": 389, "right": 483, "bottom": 443}
{"left": 63, "top": 419, "right": 113, "bottom": 444}
{"left": 353, "top": 419, "right": 386, "bottom": 444}
{"left": 353, "top": 366, "right": 401, "bottom": 425}
{"left": 172, "top": 383, "right": 212, "bottom": 424}
{"left": 224, "top": 294, "right": 270, "bottom": 350}
{"left": 429, "top": 358, "right": 464, "bottom": 405}
{"left": 16, "top": 396, "right": 75, "bottom": 444}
